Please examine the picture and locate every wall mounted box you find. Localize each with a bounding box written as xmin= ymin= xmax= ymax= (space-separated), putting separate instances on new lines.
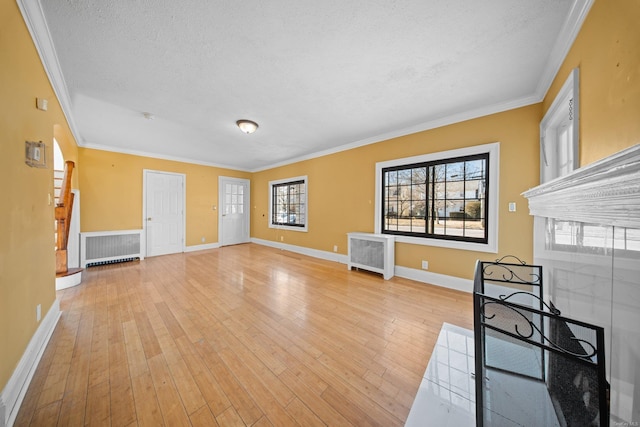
xmin=25 ymin=140 xmax=46 ymax=168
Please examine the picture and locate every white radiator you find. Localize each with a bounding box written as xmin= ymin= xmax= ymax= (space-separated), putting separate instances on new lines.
xmin=347 ymin=232 xmax=395 ymax=280
xmin=80 ymin=229 xmax=144 ymax=267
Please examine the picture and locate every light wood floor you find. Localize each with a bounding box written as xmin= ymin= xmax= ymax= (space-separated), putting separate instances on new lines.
xmin=16 ymin=243 xmax=473 ymax=426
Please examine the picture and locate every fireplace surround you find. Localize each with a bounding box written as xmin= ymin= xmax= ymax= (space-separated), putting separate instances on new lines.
xmin=523 ymin=144 xmax=640 ymax=424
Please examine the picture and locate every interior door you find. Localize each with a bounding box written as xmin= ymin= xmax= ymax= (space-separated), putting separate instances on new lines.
xmin=219 ymin=177 xmax=250 ymax=246
xmin=145 ymin=170 xmax=185 ymax=257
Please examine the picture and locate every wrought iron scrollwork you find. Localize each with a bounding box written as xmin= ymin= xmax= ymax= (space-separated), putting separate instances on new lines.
xmin=480 ymin=297 xmax=597 ymax=361
xmin=482 ymin=258 xmax=541 ymax=284
xmin=498 ymin=291 xmax=561 ymax=315
xmin=494 ymin=255 xmax=527 ymax=265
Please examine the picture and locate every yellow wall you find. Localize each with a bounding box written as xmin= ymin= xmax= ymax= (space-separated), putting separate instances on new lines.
xmin=78 ymin=148 xmax=250 ymax=246
xmin=252 ymin=0 xmax=640 ymax=281
xmin=544 ymin=0 xmax=640 ymax=165
xmin=0 ymin=0 xmax=77 ymax=389
xmin=252 ymin=104 xmax=541 ymax=279
xmin=3 ymin=0 xmax=638 ymax=398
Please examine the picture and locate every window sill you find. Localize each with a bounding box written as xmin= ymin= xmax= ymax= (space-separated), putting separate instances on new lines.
xmin=268 ymin=224 xmax=308 ymax=232
xmin=394 ymin=234 xmax=498 ymax=253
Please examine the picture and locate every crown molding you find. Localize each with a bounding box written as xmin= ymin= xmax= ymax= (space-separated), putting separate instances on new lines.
xmin=523 ymin=144 xmax=640 ymax=229
xmin=253 ymin=93 xmax=539 ymax=172
xmin=81 ymin=142 xmax=249 ymax=171
xmin=535 ymin=0 xmax=595 ymax=100
xmin=18 ymin=0 xmax=594 ymax=173
xmin=17 ymin=0 xmax=83 ymax=145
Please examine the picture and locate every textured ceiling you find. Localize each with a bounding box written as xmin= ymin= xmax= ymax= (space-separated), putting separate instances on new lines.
xmin=37 ymin=0 xmax=582 ymax=171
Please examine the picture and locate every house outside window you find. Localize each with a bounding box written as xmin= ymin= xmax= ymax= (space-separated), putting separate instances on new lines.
xmin=383 ymin=153 xmax=488 ymax=242
xmin=269 ymin=176 xmax=308 ymax=231
xmin=375 ymin=143 xmax=499 ymax=253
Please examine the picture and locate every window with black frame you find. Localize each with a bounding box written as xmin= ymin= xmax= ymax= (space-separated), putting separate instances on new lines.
xmin=270 ymin=178 xmax=306 ymax=228
xmin=382 ymin=153 xmax=488 ymax=243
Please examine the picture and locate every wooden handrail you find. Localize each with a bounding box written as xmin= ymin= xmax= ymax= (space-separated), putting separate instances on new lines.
xmin=55 ymin=160 xmax=75 ymax=274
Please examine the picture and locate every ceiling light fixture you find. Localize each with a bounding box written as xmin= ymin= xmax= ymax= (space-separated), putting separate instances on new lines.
xmin=236 ymin=119 xmax=259 ymax=134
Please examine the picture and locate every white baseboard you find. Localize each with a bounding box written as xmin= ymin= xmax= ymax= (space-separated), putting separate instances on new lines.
xmin=55 ymin=270 xmax=82 ymax=291
xmin=0 ymin=299 xmax=61 ymax=427
xmin=251 ymin=238 xmax=472 ymax=293
xmin=251 ymin=238 xmax=348 ymax=264
xmin=184 ymin=242 xmax=221 ymax=253
xmin=394 ymin=266 xmax=473 ymax=293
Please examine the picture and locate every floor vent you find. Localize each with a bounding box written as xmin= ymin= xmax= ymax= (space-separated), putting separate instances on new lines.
xmin=347 ymin=232 xmax=395 ymax=279
xmin=81 ymin=230 xmax=144 ymax=268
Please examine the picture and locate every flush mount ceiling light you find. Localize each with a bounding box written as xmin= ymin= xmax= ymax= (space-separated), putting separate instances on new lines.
xmin=236 ymin=119 xmax=259 ymax=134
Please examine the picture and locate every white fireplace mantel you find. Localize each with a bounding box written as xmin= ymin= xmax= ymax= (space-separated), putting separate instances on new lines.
xmin=522 ymin=144 xmax=640 ymax=229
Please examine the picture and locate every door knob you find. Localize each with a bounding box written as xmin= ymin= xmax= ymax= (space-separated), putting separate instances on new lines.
xmin=147 ymin=217 xmax=152 ymax=221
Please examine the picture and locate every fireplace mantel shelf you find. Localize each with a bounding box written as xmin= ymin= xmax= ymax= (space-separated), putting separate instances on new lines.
xmin=522 ymin=144 xmax=640 ymax=229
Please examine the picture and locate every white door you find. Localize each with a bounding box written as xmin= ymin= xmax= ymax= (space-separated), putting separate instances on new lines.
xmin=145 ymin=170 xmax=185 ymax=257
xmin=219 ymin=177 xmax=250 ymax=246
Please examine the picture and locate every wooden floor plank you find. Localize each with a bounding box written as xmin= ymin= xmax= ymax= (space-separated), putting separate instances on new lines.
xmin=107 ymin=303 xmax=137 ymax=427
xmin=84 ymin=379 xmax=111 ymax=426
xmin=57 ymin=306 xmax=96 ymax=426
xmin=189 ymin=404 xmax=220 ymax=427
xmin=130 ymin=370 xmax=164 ymax=427
xmin=147 ymin=354 xmax=191 ymax=427
xmin=15 ymin=243 xmax=473 ymax=426
xmin=29 ymin=401 xmax=61 ymax=427
xmin=285 ymin=397 xmax=325 ymax=427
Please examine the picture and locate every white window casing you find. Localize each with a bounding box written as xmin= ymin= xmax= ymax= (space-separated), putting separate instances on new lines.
xmin=375 ymin=142 xmax=499 ymax=253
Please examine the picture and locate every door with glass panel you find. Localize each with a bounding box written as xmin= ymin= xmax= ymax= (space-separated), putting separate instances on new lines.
xmin=219 ymin=177 xmax=250 ymax=246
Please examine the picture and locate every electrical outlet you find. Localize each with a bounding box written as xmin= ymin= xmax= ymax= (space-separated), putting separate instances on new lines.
xmin=508 ymin=202 xmax=516 ymax=212
xmin=280 ymin=236 xmax=284 ymax=242
xmin=201 ymin=236 xmax=205 ymax=243
xmin=333 ymin=245 xmax=338 ymax=252
xmin=421 ymin=260 xmax=429 ymax=270
xmin=36 ymin=304 xmax=42 ymax=322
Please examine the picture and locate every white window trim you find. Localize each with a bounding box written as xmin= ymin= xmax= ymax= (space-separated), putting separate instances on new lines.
xmin=375 ymin=142 xmax=499 ymax=253
xmin=268 ymin=175 xmax=309 ymax=232
xmin=540 ymin=67 xmax=579 ymax=183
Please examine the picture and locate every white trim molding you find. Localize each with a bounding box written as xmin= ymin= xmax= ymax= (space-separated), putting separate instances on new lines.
xmin=184 ymin=242 xmax=221 ymax=252
xmin=394 ymin=266 xmax=473 ymax=293
xmin=535 ymin=0 xmax=594 ymax=99
xmin=0 ymin=299 xmax=61 ymax=427
xmin=251 ymin=238 xmax=347 ymax=264
xmin=374 ymin=142 xmax=500 ymax=253
xmin=268 ymin=176 xmax=308 ymax=232
xmin=16 ymin=0 xmax=83 ymax=145
xmin=523 ymin=144 xmax=640 ymax=229
xmin=540 ymin=67 xmax=580 ymax=183
xmin=251 ymin=238 xmax=473 ymax=293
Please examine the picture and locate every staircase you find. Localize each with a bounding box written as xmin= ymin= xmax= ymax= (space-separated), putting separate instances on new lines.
xmin=55 ymin=161 xmax=82 ymax=288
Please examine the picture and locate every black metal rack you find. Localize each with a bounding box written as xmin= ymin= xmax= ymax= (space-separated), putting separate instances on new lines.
xmin=473 ymin=257 xmax=608 ymax=426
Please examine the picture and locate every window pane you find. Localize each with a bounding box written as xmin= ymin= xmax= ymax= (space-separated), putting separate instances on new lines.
xmin=446 ymin=162 xmax=464 ymax=181
xmin=387 ymin=170 xmax=397 ymax=185
xmin=466 ymin=159 xmax=485 ymax=180
xmin=398 ymin=169 xmax=412 ymax=185
xmin=411 ymin=217 xmax=426 ymax=233
xmin=271 ymin=180 xmax=306 ymax=227
xmin=382 ymin=153 xmax=488 ymax=243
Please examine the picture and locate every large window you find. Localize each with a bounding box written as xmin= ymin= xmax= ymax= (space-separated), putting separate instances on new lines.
xmin=269 ymin=176 xmax=308 ymax=231
xmin=376 ymin=143 xmax=499 ymax=252
xmin=383 ymin=154 xmax=488 ymax=242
